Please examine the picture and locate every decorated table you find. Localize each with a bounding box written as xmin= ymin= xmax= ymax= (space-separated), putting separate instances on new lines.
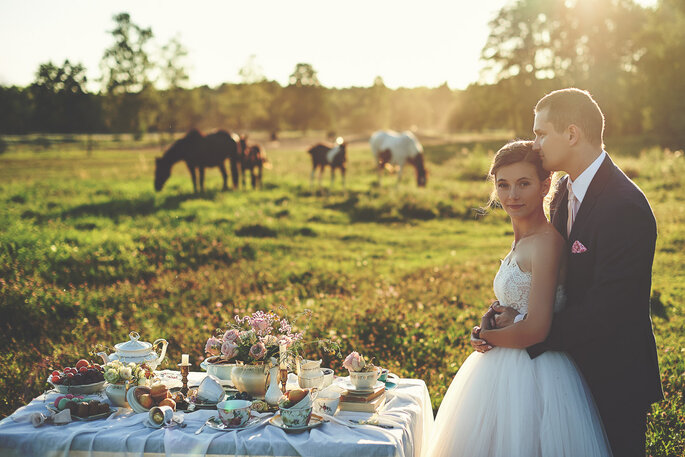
xmin=0 ymin=371 xmax=434 ymax=457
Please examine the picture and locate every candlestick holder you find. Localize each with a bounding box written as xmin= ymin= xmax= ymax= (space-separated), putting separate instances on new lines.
xmin=279 ymin=367 xmax=288 ymax=393
xmin=177 ymin=363 xmax=191 ymax=395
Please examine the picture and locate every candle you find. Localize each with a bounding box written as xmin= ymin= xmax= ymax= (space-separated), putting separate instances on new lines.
xmin=279 ymin=344 xmax=287 ymax=369
xmin=181 ymin=354 xmax=189 ymax=365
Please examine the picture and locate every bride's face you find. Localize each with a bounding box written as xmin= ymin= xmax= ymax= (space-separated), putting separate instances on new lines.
xmin=495 ymin=162 xmax=550 ymax=219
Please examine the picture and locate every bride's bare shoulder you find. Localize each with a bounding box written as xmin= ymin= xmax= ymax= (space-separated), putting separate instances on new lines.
xmin=532 ymin=226 xmax=564 ymax=253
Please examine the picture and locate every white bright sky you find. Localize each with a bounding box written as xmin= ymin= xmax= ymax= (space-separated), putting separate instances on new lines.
xmin=0 ymin=0 xmax=657 ymax=91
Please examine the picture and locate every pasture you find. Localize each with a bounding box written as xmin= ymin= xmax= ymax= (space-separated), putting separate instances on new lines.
xmin=0 ymin=133 xmax=683 ymax=456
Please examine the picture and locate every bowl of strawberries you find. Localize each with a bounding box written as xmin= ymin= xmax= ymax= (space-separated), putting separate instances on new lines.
xmin=48 ymin=359 xmax=106 ymax=394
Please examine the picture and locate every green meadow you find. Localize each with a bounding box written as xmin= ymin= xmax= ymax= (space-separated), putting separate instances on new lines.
xmin=0 ymin=134 xmax=682 ymax=456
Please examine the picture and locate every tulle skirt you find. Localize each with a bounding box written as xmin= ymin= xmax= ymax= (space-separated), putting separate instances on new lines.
xmin=428 ymin=347 xmax=612 ymax=457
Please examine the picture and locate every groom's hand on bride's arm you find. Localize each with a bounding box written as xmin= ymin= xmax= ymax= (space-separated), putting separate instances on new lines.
xmin=491 ymin=304 xmax=521 ymax=328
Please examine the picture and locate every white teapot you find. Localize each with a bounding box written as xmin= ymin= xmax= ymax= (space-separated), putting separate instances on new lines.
xmin=98 ymin=331 xmax=168 ymax=371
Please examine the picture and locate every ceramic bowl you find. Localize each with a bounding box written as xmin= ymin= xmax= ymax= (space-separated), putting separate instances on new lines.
xmin=280 ymin=406 xmax=312 ymax=427
xmin=321 ymin=368 xmax=334 ymax=388
xmin=200 ymin=357 xmax=236 ymax=384
xmin=197 ymin=375 xmax=225 ymax=404
xmin=349 ymin=370 xmax=379 ymax=390
xmin=216 ymin=399 xmax=252 ymax=427
xmin=48 ymin=378 xmax=106 ymax=395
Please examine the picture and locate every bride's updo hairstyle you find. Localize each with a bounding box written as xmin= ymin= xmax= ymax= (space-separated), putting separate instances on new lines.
xmin=484 ymin=140 xmax=551 ymax=210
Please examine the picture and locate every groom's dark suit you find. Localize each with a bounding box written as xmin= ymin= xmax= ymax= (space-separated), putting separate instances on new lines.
xmin=528 ymin=154 xmax=663 ymax=455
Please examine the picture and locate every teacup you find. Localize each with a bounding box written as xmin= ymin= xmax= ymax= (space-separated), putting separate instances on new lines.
xmin=197 ymin=375 xmax=225 ymax=404
xmin=349 ymin=370 xmax=379 ymax=390
xmin=378 ymin=368 xmax=389 ymax=383
xmin=313 ymin=390 xmax=340 ymax=416
xmin=217 ymin=399 xmax=252 ymax=427
xmin=280 ymin=406 xmax=312 ymax=427
xmin=149 ymin=405 xmax=174 ymax=426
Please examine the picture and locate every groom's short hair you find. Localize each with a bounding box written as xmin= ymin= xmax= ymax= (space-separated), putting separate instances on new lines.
xmin=535 ymin=88 xmax=604 ymax=148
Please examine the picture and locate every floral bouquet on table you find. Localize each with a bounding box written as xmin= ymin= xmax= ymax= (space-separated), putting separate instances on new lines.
xmin=205 ymin=310 xmax=304 ymax=366
xmin=102 ymin=360 xmax=154 ymax=386
xmin=343 ymin=351 xmax=379 ymax=390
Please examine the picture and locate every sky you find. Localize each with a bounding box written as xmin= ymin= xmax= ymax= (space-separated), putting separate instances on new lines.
xmin=0 ymin=0 xmax=657 ymax=91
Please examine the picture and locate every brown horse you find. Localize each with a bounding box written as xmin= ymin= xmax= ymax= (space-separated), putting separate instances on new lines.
xmin=307 ymin=138 xmax=347 ymax=187
xmin=154 ymin=129 xmax=241 ymax=192
xmin=238 ymin=135 xmax=268 ymax=189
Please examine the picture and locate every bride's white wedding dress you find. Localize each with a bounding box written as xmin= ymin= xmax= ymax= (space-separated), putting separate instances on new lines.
xmin=429 ymin=252 xmax=612 ymax=457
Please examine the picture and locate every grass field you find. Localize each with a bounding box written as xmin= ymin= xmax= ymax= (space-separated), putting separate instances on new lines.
xmin=1 ymin=133 xmax=683 ymax=455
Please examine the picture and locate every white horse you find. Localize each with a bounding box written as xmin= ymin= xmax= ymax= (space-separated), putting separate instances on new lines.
xmin=370 ymin=130 xmax=427 ymax=187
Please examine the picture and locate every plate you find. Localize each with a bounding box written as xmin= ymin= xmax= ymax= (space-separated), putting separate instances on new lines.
xmin=143 ymin=414 xmax=185 ymax=429
xmin=46 ymin=404 xmax=115 ymax=421
xmin=47 ymin=378 xmax=106 ymax=395
xmin=205 ymin=415 xmax=262 ymax=432
xmin=269 ymin=414 xmax=323 ymax=432
xmin=126 ymin=385 xmax=151 ymax=414
xmin=338 ymin=379 xmax=386 ymax=393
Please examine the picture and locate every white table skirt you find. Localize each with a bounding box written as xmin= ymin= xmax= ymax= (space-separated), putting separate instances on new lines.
xmin=0 ymin=371 xmax=434 ymax=457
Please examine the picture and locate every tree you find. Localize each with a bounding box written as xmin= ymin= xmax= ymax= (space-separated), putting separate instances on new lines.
xmin=636 ymin=0 xmax=685 ymax=146
xmin=100 ymin=12 xmax=156 ymax=135
xmin=479 ymin=0 xmax=646 ymax=136
xmin=156 ymin=35 xmax=190 ymax=135
xmin=29 ymin=60 xmax=96 ymax=133
xmin=238 ymin=55 xmax=266 ymax=84
xmin=288 ymin=63 xmax=321 ymax=87
xmin=283 ymin=63 xmax=329 ymax=131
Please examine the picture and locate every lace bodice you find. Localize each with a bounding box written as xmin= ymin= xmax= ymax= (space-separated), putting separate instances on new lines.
xmin=493 ymin=251 xmax=566 ymax=315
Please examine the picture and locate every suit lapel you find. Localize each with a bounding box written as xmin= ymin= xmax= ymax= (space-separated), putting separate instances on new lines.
xmin=550 ymin=175 xmax=569 ymax=240
xmin=568 ymin=155 xmax=614 ymax=240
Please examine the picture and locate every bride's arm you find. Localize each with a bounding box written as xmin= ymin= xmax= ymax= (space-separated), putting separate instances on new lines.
xmin=479 ymin=233 xmax=563 ymax=349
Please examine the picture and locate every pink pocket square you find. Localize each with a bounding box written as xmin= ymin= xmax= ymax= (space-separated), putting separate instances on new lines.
xmin=571 ymin=240 xmax=588 ymax=254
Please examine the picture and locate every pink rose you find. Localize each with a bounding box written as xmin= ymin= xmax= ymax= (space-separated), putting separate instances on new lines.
xmin=249 ymin=342 xmax=267 ymax=360
xmin=223 ymin=329 xmax=240 ymax=343
xmin=343 ymin=351 xmax=366 ymax=372
xmin=205 ymin=337 xmax=222 ymax=356
xmin=251 ymin=318 xmax=269 ymax=334
xmin=221 ymin=341 xmax=239 ymax=359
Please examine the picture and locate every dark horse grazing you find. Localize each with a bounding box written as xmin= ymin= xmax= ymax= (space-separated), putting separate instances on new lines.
xmin=307 ymin=138 xmax=347 ymax=187
xmin=238 ymin=135 xmax=268 ymax=189
xmin=154 ymin=129 xmax=241 ymax=192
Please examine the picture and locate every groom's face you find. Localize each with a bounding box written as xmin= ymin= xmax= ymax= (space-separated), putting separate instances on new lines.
xmin=533 ymin=108 xmax=569 ymax=172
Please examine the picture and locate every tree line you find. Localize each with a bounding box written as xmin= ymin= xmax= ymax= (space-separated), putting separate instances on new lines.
xmin=1 ymin=1 xmax=683 ymax=148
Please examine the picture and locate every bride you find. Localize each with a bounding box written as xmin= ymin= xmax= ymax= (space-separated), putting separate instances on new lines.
xmin=428 ymin=141 xmax=611 ymax=457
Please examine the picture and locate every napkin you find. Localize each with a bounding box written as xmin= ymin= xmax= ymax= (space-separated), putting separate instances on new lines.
xmin=21 ymin=409 xmax=72 ymax=427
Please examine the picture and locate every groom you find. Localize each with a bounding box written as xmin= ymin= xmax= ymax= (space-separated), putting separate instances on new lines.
xmin=473 ymin=88 xmax=663 ymax=456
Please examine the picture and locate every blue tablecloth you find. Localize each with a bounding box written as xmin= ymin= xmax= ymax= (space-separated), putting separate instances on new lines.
xmin=0 ymin=372 xmax=433 ymax=457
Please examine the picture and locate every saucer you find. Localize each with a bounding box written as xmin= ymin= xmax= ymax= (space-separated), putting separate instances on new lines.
xmin=143 ymin=414 xmax=185 ymax=429
xmin=269 ymin=414 xmax=323 ymax=432
xmin=206 ymin=415 xmax=262 ymax=431
xmin=338 ymin=379 xmax=385 ymax=393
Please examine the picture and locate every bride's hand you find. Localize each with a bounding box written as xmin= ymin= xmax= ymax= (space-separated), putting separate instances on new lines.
xmin=470 ymin=326 xmax=493 ymax=353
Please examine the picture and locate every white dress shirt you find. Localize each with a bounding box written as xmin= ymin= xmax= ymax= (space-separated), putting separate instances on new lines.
xmin=567 ymin=150 xmax=607 ymax=221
